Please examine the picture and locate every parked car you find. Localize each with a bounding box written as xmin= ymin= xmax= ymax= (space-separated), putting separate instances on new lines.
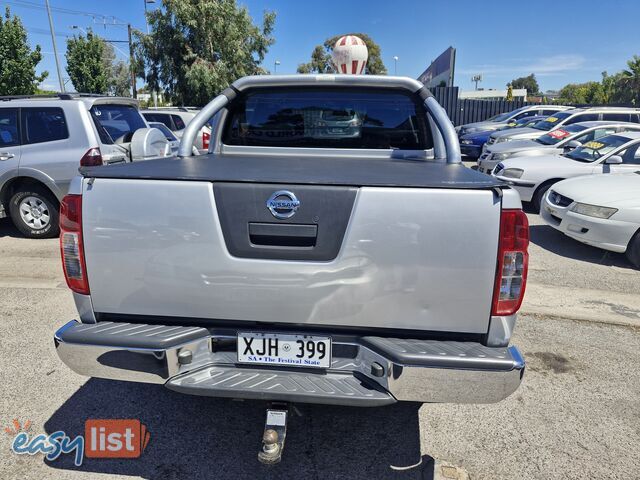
xmin=484 ymin=107 xmax=640 ymax=148
xmin=148 ymin=121 xmax=179 ymax=155
xmin=478 ymin=121 xmax=640 ymax=173
xmin=141 ymin=107 xmax=211 ymax=154
xmin=54 ymin=75 xmax=528 ymax=462
xmin=541 ymin=174 xmax=640 ymax=267
xmin=456 ymin=105 xmax=570 ymax=137
xmin=0 ymin=94 xmax=167 ymax=238
xmin=460 ymin=115 xmax=546 ymax=158
xmin=493 ymin=131 xmax=640 ymax=211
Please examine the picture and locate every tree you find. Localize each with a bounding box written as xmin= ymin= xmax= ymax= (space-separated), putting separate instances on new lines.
xmin=136 ymin=0 xmax=276 ymax=106
xmin=510 ymin=74 xmax=540 ymax=96
xmin=0 ymin=7 xmax=48 ymax=95
xmin=619 ymin=55 xmax=640 ymax=105
xmin=297 ymin=33 xmax=387 ymax=75
xmin=506 ymin=83 xmax=514 ymax=101
xmin=66 ymin=32 xmax=110 ymax=93
xmin=557 ymin=81 xmax=606 ymax=104
xmin=102 ymin=42 xmax=131 ymax=96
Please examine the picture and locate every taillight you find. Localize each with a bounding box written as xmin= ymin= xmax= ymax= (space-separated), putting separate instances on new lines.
xmin=80 ymin=147 xmax=103 ymax=167
xmin=60 ymin=194 xmax=89 ymax=294
xmin=202 ymin=131 xmax=210 ymax=150
xmin=491 ymin=209 xmax=529 ymax=316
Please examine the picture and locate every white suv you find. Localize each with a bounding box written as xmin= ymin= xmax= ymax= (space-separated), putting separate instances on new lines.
xmin=0 ymin=94 xmax=160 ymax=238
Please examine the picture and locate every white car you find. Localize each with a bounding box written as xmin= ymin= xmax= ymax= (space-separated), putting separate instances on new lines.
xmin=484 ymin=106 xmax=640 ymax=150
xmin=540 ymin=173 xmax=640 ymax=267
xmin=477 ymin=121 xmax=640 ymax=174
xmin=493 ymin=131 xmax=640 ymax=211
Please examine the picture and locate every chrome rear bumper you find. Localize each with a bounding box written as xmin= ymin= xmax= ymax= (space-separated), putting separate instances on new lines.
xmin=54 ymin=320 xmax=525 ymax=407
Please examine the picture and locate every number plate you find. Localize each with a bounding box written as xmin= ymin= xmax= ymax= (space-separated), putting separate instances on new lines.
xmin=237 ymin=332 xmax=331 ymax=369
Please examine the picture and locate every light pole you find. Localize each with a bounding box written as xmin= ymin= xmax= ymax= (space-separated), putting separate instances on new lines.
xmin=393 ymin=56 xmax=398 ymax=75
xmin=274 ymin=60 xmax=281 ymax=74
xmin=45 ymin=0 xmax=65 ymax=92
xmin=143 ymin=0 xmax=155 ymax=35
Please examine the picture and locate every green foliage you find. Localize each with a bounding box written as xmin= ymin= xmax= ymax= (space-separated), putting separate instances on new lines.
xmin=102 ymin=42 xmax=131 ymax=96
xmin=509 ymin=74 xmax=540 ymax=96
xmin=66 ymin=32 xmax=110 ymax=93
xmin=619 ymin=55 xmax=640 ymax=105
xmin=297 ymin=33 xmax=387 ymax=75
xmin=135 ymin=0 xmax=276 ymax=106
xmin=506 ymin=83 xmax=514 ymax=101
xmin=0 ymin=7 xmax=48 ymax=95
xmin=558 ymin=81 xmax=606 ymax=104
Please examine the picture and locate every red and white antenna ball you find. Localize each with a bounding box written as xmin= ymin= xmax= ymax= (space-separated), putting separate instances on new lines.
xmin=332 ymin=35 xmax=368 ymax=75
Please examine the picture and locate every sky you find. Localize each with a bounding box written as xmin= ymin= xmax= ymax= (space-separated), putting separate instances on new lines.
xmin=6 ymin=0 xmax=640 ymax=93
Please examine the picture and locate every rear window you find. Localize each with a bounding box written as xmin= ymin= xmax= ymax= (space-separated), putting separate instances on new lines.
xmin=222 ymin=88 xmax=432 ymax=150
xmin=91 ymin=104 xmax=146 ymax=144
xmin=22 ymin=107 xmax=68 ymax=144
xmin=143 ymin=112 xmax=172 ymax=129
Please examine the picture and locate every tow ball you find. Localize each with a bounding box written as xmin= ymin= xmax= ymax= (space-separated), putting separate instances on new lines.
xmin=258 ymin=403 xmax=289 ymax=465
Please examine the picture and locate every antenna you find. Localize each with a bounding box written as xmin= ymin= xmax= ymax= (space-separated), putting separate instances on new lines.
xmin=471 ymin=74 xmax=483 ymax=90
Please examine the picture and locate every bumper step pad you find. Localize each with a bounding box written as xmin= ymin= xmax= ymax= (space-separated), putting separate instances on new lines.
xmin=166 ymin=366 xmax=395 ymax=407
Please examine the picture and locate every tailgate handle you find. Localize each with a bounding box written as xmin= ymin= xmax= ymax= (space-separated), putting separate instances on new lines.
xmin=249 ymin=223 xmax=317 ymax=248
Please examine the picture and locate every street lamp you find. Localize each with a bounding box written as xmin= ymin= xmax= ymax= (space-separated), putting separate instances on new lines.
xmin=143 ymin=0 xmax=156 ymax=35
xmin=274 ymin=60 xmax=281 ymax=74
xmin=393 ymin=56 xmax=398 ymax=75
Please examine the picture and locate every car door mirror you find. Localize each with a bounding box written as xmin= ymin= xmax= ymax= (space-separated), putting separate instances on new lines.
xmin=605 ymin=155 xmax=623 ymax=164
xmin=563 ymin=140 xmax=581 ymax=151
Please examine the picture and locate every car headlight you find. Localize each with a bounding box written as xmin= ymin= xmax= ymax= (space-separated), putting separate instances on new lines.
xmin=570 ymin=203 xmax=618 ymax=219
xmin=460 ymin=139 xmax=473 ymax=145
xmin=501 ymin=168 xmax=524 ymax=179
xmin=492 ymin=152 xmax=511 ymax=161
xmin=495 ymin=137 xmax=512 ymax=144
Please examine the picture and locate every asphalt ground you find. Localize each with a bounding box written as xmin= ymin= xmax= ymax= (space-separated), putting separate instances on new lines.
xmin=1 ymin=201 xmax=639 ymax=479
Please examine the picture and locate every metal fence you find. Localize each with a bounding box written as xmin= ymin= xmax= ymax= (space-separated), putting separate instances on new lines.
xmin=430 ymin=86 xmax=531 ymax=126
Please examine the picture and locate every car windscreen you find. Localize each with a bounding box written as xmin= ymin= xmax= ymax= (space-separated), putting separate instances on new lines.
xmin=90 ymin=104 xmax=147 ymax=144
xmin=564 ymin=135 xmax=629 ymax=162
xmin=150 ymin=122 xmax=177 ymax=141
xmin=222 ymin=88 xmax=432 ymax=150
xmin=533 ymin=111 xmax=574 ymax=131
xmin=535 ymin=124 xmax=586 ymax=145
xmin=490 ymin=111 xmax=516 ymax=122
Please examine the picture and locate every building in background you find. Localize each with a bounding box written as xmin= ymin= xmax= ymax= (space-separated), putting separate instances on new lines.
xmin=418 ymin=46 xmax=456 ymax=88
xmin=459 ymin=88 xmax=527 ymax=101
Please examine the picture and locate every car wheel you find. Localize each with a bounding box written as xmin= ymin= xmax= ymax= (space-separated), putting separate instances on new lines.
xmin=531 ymin=182 xmax=555 ymax=214
xmin=8 ymin=187 xmax=60 ymax=239
xmin=626 ymin=230 xmax=640 ymax=268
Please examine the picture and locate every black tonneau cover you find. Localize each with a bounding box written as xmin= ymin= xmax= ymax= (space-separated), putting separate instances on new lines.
xmin=81 ymin=153 xmax=505 ymax=189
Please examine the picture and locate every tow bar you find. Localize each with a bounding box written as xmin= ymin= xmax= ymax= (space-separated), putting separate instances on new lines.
xmin=258 ymin=403 xmax=289 ymax=465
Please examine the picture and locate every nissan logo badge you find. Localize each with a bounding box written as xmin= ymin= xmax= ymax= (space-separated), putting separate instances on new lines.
xmin=266 ymin=190 xmax=300 ymax=219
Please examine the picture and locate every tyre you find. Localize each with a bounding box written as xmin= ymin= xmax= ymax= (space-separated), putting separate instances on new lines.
xmin=8 ymin=186 xmax=60 ymax=239
xmin=626 ymin=230 xmax=640 ymax=268
xmin=531 ymin=182 xmax=556 ymax=214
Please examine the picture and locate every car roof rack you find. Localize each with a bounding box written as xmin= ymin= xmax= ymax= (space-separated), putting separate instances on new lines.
xmin=0 ymin=93 xmax=121 ymax=101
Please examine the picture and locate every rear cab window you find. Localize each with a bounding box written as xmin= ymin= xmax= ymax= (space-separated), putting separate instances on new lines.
xmin=91 ymin=104 xmax=147 ymax=144
xmin=22 ymin=107 xmax=68 ymax=144
xmin=0 ymin=108 xmax=19 ymax=147
xmin=222 ymin=88 xmax=432 ymax=150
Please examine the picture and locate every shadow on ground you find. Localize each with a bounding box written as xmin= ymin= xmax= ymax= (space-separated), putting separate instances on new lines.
xmin=44 ymin=379 xmax=431 ymax=479
xmin=529 ymin=224 xmax=633 ymax=269
xmin=0 ymin=218 xmax=22 ymax=238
